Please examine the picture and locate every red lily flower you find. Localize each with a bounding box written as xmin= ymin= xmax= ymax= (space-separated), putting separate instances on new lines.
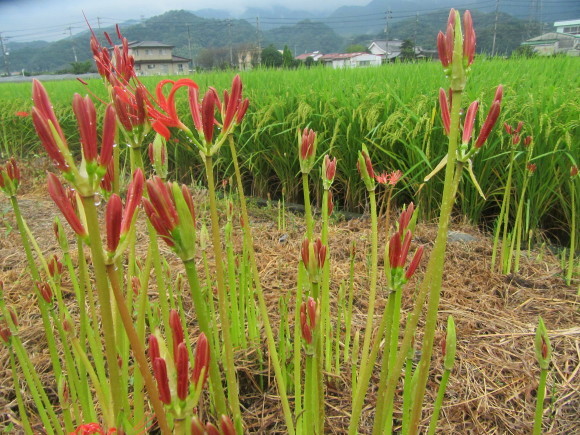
xmin=462 ymin=100 xmax=479 ymax=144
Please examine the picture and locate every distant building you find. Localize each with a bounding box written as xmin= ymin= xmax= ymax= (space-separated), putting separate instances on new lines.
xmin=320 ymin=52 xmax=382 ymax=69
xmin=554 ymin=19 xmax=580 ymax=35
xmin=522 ymin=19 xmax=580 ymax=56
xmin=295 ymin=51 xmax=324 ymax=62
xmin=127 ymin=41 xmax=191 ymax=75
xmin=368 ymin=40 xmax=434 ymax=61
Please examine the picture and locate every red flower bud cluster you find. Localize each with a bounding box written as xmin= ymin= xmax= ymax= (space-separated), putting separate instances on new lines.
xmin=0 ymin=158 xmax=21 ymax=196
xmin=437 ymin=9 xmax=475 ymax=69
xmin=300 ymin=297 xmax=319 ymax=344
xmin=388 ymin=203 xmax=424 ymax=282
xmin=191 ymin=415 xmax=235 ymax=435
xmin=301 ymin=238 xmax=327 ymax=281
xmin=300 ymin=128 xmax=316 ymax=161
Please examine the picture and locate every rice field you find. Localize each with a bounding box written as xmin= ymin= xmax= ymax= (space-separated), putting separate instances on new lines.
xmin=1 ymin=56 xmax=579 ymax=244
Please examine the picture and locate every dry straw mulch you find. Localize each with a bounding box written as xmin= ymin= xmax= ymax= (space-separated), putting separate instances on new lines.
xmin=0 ymin=177 xmax=578 ymax=434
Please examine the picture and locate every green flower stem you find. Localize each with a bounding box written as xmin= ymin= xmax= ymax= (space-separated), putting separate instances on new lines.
xmin=348 ymin=187 xmax=379 ymax=434
xmin=401 ymin=337 xmax=415 ymax=435
xmin=105 ymin=264 xmax=171 ymax=434
xmin=321 ymin=189 xmax=332 ymax=374
xmin=294 ymin=267 xmax=306 ymax=433
xmin=203 ymin=153 xmax=244 ymax=433
xmin=183 ymin=258 xmax=228 ymax=417
xmin=70 ymin=336 xmax=114 ymax=428
xmin=533 ymin=368 xmax=548 ymax=435
xmin=202 ymin=249 xmax=221 ymax=354
xmin=343 ymin=245 xmax=356 ymax=363
xmin=372 ymin=284 xmax=404 ymax=434
xmin=10 ymin=349 xmax=34 ymax=435
xmin=567 ymin=178 xmax=576 ymax=286
xmin=406 ymin=88 xmax=465 ymax=433
xmin=80 ymin=195 xmax=123 ymax=422
xmin=10 ymin=196 xmax=63 ymax=382
xmin=349 ymin=285 xmax=395 ymax=435
xmin=302 ymin=172 xmax=314 ymax=240
xmin=427 ymin=369 xmax=451 ymax=435
xmin=508 ymin=173 xmax=530 ymax=274
xmin=227 ymin=135 xmax=295 ymax=434
xmin=491 ymin=146 xmax=515 ymax=272
xmin=225 ymin=221 xmax=241 ymax=346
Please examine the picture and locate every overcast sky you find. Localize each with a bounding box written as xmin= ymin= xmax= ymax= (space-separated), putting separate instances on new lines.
xmin=0 ymin=0 xmax=370 ymax=42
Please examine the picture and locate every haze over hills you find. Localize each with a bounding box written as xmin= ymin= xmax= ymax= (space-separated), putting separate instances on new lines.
xmin=2 ymin=0 xmax=576 ymax=73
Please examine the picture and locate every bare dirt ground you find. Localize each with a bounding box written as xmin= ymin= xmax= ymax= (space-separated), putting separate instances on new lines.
xmin=0 ymin=172 xmax=578 ymax=434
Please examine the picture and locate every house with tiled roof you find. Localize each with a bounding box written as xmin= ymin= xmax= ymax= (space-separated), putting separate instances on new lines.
xmin=295 ymin=51 xmax=324 ymax=62
xmin=320 ymin=52 xmax=382 ymax=69
xmin=127 ymin=41 xmax=191 ymax=75
xmin=521 ymin=19 xmax=580 ymax=56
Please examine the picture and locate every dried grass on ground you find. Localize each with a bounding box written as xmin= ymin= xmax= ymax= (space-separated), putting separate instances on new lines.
xmin=0 ymin=174 xmax=578 ymax=434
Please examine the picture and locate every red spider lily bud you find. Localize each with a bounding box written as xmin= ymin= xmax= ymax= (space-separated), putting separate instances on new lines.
xmin=37 ymin=281 xmax=53 ymax=304
xmin=113 ymin=92 xmax=132 ymax=131
xmin=439 ymin=88 xmax=451 ymax=135
xmin=148 ymin=334 xmax=160 ymax=363
xmin=504 ymin=123 xmax=513 ymax=135
xmin=145 ymin=177 xmax=179 ymax=234
xmin=223 ymin=75 xmax=242 ymax=130
xmin=527 ymin=163 xmax=537 ymax=174
xmin=72 ymin=94 xmax=99 ymax=163
xmin=181 ymin=185 xmax=196 ymax=226
xmin=298 ymin=128 xmax=316 ymax=165
xmin=0 ymin=158 xmax=21 ymax=196
xmin=571 ymin=166 xmax=579 ymax=178
xmin=362 ymin=150 xmax=374 ymax=179
xmin=462 ymin=100 xmax=479 ymax=144
xmin=47 ymin=173 xmax=87 ymax=237
xmin=388 ymin=233 xmax=402 ymax=269
xmin=176 ymin=342 xmax=189 ymax=400
xmin=534 ymin=317 xmax=551 ymax=370
xmin=301 ymin=238 xmax=310 ymax=266
xmin=32 ymin=111 xmax=69 ymax=173
xmin=301 ymin=238 xmax=327 ymax=280
xmin=443 ymin=316 xmax=457 ymax=370
xmin=105 ymin=194 xmax=123 ymax=253
xmin=515 ymin=120 xmax=523 ymax=134
xmin=192 ymin=332 xmax=210 ymax=388
xmin=6 ymin=158 xmax=21 ymax=183
xmin=135 ymin=85 xmax=148 ymax=126
xmin=201 ymin=89 xmax=217 ymax=143
xmin=153 ymin=358 xmax=171 ymax=404
xmin=523 ymin=136 xmax=533 ymax=147
xmin=151 ymin=120 xmax=171 ymax=140
xmin=47 ymin=254 xmax=64 ymax=278
xmin=405 ymin=245 xmax=424 ymax=279
xmin=398 ymin=230 xmax=412 ymax=267
xmin=327 ymin=190 xmax=334 ymax=215
xmin=512 ymin=134 xmax=521 ymax=146
xmin=0 ymin=323 xmax=11 ymax=344
xmin=437 ymin=31 xmax=451 ymax=68
xmin=463 ymin=11 xmax=475 ymax=67
xmin=170 ymin=309 xmax=184 ymax=360
xmin=300 ymin=297 xmax=319 ymax=344
xmin=314 ymin=238 xmax=326 ymax=269
xmin=205 ymin=423 xmax=220 ymax=435
xmin=236 ymin=98 xmax=249 ymax=124
xmin=220 ymin=415 xmax=236 ymax=435
xmin=100 ymin=161 xmax=114 ymax=195
xmin=131 ymin=276 xmax=141 ymax=296
xmin=120 ymin=169 xmax=144 ymax=235
xmin=99 ymin=105 xmax=116 ymax=169
xmin=188 ymin=86 xmax=203 ymax=132
xmin=398 ymin=202 xmax=415 ymax=233
xmin=191 ymin=417 xmax=205 ymax=435
xmin=8 ymin=307 xmax=17 ymax=329
xmin=322 ymin=155 xmax=337 ymax=187
xmin=474 ymin=100 xmax=501 ymax=148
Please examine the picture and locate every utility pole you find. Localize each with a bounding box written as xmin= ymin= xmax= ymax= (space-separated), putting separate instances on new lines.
xmin=0 ymin=33 xmax=9 ymax=76
xmin=97 ymin=17 xmax=102 ymax=29
xmin=414 ymin=13 xmax=418 ymax=49
xmin=491 ymin=0 xmax=500 ymax=56
xmin=187 ymin=24 xmax=193 ymax=71
xmin=66 ymin=26 xmax=78 ymax=62
xmin=256 ymin=16 xmax=262 ymax=66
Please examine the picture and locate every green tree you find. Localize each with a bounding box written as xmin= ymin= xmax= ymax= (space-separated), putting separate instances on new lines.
xmin=400 ymin=39 xmax=416 ymax=61
xmin=282 ymin=45 xmax=294 ymax=68
xmin=70 ymin=61 xmax=93 ymax=74
xmin=261 ymin=45 xmax=283 ymax=67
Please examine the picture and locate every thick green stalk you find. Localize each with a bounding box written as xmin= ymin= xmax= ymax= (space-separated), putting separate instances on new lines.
xmin=427 ymin=369 xmax=451 ymax=435
xmin=492 ymin=146 xmax=515 ymax=272
xmin=406 ymin=88 xmax=465 ymax=433
xmin=106 ymin=264 xmax=171 ymax=434
xmin=201 ymin=154 xmax=243 ymax=431
xmin=80 ymin=195 xmax=123 ymax=421
xmin=183 ymin=259 xmax=228 ymax=417
xmin=566 ymin=178 xmax=576 ymax=286
xmin=302 ymin=172 xmax=314 ymax=240
xmin=348 ymin=187 xmax=379 ymax=434
xmin=321 ymin=189 xmax=332 ymax=374
xmin=533 ymin=368 xmax=548 ymax=435
xmin=10 ymin=350 xmax=33 ymax=435
xmin=227 ymin=135 xmax=295 ymax=434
